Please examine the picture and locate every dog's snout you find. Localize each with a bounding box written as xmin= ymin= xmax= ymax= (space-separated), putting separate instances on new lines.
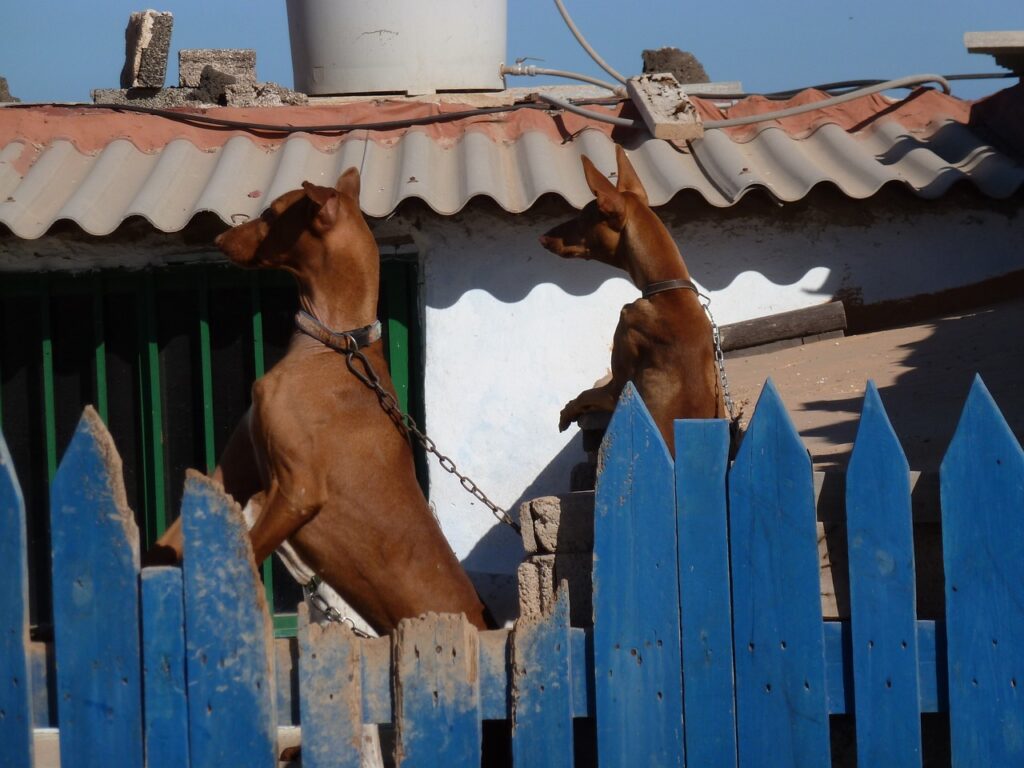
xmin=538 ymin=235 xmax=553 ymax=249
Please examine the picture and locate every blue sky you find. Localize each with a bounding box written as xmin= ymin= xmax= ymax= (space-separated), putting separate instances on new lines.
xmin=2 ymin=1 xmax=1021 ymax=103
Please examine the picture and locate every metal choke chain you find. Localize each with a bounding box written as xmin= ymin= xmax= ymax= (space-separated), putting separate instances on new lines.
xmin=697 ymin=292 xmax=736 ymax=421
xmin=304 ymin=577 xmax=373 ymax=638
xmin=342 ymin=341 xmax=521 ymax=533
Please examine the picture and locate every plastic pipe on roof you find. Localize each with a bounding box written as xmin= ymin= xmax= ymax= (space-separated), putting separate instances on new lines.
xmin=533 ymin=93 xmax=640 ymax=127
xmin=501 ymin=63 xmax=626 ymax=95
xmin=553 ymin=0 xmax=628 ymax=85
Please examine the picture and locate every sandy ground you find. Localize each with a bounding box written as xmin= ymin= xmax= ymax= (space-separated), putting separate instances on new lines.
xmin=726 ymin=297 xmax=1024 ymax=471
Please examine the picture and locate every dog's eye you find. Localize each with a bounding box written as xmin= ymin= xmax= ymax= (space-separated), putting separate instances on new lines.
xmin=260 ymin=208 xmax=276 ymax=224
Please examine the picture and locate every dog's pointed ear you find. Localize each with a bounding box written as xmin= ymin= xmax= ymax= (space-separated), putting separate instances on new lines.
xmin=336 ymin=167 xmax=361 ymax=199
xmin=581 ymin=155 xmax=625 ymax=227
xmin=302 ymin=181 xmax=341 ymax=231
xmin=614 ymin=145 xmax=648 ymax=204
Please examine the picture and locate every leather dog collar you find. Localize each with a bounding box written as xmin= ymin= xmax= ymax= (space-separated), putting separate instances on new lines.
xmin=295 ymin=310 xmax=382 ymax=353
xmin=642 ymin=278 xmax=699 ymax=299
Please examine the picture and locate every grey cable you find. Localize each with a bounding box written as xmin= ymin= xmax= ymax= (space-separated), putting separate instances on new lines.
xmin=534 ymin=93 xmax=639 ymax=127
xmin=501 ymin=63 xmax=625 ymax=95
xmin=553 ymin=0 xmax=628 ymax=85
xmin=704 ymin=74 xmax=952 ymax=129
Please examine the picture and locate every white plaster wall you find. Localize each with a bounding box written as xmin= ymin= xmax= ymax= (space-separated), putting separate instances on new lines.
xmin=401 ymin=200 xmax=1024 ymax=579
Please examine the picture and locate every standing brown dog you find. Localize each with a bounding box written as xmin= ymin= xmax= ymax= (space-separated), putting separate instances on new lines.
xmin=539 ymin=146 xmax=724 ymax=455
xmin=150 ymin=169 xmax=489 ymax=634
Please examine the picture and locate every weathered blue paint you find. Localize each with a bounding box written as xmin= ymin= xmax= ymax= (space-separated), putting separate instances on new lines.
xmin=142 ymin=567 xmax=189 ymax=768
xmin=941 ymin=375 xmax=1024 ymax=766
xmin=592 ymin=383 xmax=684 ymax=768
xmin=512 ymin=584 xmax=574 ymax=768
xmin=570 ymin=627 xmax=592 ymax=718
xmin=298 ymin=603 xmax=364 ymax=768
xmin=181 ymin=472 xmax=276 ymax=768
xmin=847 ymin=382 xmax=922 ymax=765
xmin=675 ymin=418 xmax=737 ymax=768
xmin=50 ymin=408 xmax=143 ymax=768
xmin=729 ymin=379 xmax=831 ymax=767
xmin=0 ymin=430 xmax=32 ymax=768
xmin=393 ymin=613 xmax=481 ymax=766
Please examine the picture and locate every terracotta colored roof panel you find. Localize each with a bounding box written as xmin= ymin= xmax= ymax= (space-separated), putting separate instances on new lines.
xmin=1 ymin=85 xmax=1022 ymax=239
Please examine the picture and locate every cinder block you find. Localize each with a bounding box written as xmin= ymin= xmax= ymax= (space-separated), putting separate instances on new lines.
xmin=179 ymin=49 xmax=256 ymax=88
xmin=120 ymin=10 xmax=173 ymax=88
xmin=517 ymin=553 xmax=593 ymax=627
xmin=518 ymin=492 xmax=595 ymax=554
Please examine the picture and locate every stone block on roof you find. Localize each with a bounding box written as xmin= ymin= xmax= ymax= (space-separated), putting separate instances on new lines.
xmin=179 ymin=49 xmax=256 ymax=88
xmin=120 ymin=10 xmax=173 ymax=89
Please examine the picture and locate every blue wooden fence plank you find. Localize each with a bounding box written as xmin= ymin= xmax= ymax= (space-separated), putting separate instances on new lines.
xmin=298 ymin=603 xmax=363 ymax=768
xmin=50 ymin=407 xmax=143 ymax=768
xmin=479 ymin=629 xmax=511 ymax=720
xmin=941 ymin=375 xmax=1024 ymax=766
xmin=728 ymin=379 xmax=831 ymax=767
xmin=846 ymin=382 xmax=922 ymax=766
xmin=142 ymin=567 xmax=189 ymax=768
xmin=675 ymin=418 xmax=737 ymax=768
xmin=0 ymin=430 xmax=33 ymax=768
xmin=512 ymin=582 xmax=574 ymax=768
xmin=393 ymin=613 xmax=481 ymax=766
xmin=181 ymin=471 xmax=276 ymax=768
xmin=592 ymin=383 xmax=684 ymax=768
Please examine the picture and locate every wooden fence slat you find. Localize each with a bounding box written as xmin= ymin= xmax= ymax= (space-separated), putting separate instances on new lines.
xmin=393 ymin=613 xmax=481 ymax=766
xmin=675 ymin=418 xmax=737 ymax=768
xmin=298 ymin=603 xmax=363 ymax=768
xmin=846 ymin=382 xmax=922 ymax=766
xmin=181 ymin=471 xmax=276 ymax=768
xmin=941 ymin=375 xmax=1024 ymax=766
xmin=592 ymin=383 xmax=684 ymax=768
xmin=49 ymin=407 xmax=143 ymax=768
xmin=728 ymin=379 xmax=831 ymax=767
xmin=142 ymin=567 xmax=189 ymax=768
xmin=511 ymin=582 xmax=574 ymax=768
xmin=0 ymin=430 xmax=33 ymax=768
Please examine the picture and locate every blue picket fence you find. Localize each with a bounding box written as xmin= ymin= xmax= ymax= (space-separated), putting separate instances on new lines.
xmin=2 ymin=375 xmax=1023 ymax=766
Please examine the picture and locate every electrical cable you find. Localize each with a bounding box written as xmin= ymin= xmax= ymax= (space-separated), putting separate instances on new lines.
xmin=703 ymin=74 xmax=951 ymax=129
xmin=552 ymin=0 xmax=627 ymax=85
xmin=532 ymin=93 xmax=638 ymax=127
xmin=29 ymin=100 xmax=554 ymax=135
xmin=710 ymin=72 xmax=1016 ymax=101
xmin=501 ymin=63 xmax=624 ymax=95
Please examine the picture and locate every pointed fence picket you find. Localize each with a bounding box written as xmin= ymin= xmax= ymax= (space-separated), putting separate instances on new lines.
xmin=0 ymin=376 xmax=1023 ymax=766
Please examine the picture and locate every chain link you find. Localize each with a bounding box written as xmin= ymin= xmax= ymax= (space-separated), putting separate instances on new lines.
xmin=304 ymin=578 xmax=373 ymax=637
xmin=696 ymin=294 xmax=737 ymax=421
xmin=342 ymin=339 xmax=522 ymax=533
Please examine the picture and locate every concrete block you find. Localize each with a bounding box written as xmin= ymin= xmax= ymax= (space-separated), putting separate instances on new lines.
xmin=224 ymin=81 xmax=309 ymax=108
xmin=179 ymin=49 xmax=256 ymax=88
xmin=120 ymin=10 xmax=173 ymax=89
xmin=517 ymin=553 xmax=593 ymax=627
xmin=0 ymin=76 xmax=18 ymax=103
xmin=518 ymin=492 xmax=595 ymax=554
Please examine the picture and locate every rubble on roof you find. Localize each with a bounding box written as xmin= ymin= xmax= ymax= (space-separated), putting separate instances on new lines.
xmin=120 ymin=10 xmax=174 ymax=89
xmin=0 ymin=76 xmax=18 ymax=103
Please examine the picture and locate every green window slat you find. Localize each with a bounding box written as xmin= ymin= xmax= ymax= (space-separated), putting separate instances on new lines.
xmin=198 ymin=267 xmax=216 ymax=474
xmin=384 ymin=262 xmax=412 ymax=414
xmin=41 ymin=279 xmax=57 ymax=483
xmin=137 ymin=274 xmax=167 ymax=546
xmin=92 ymin=276 xmax=109 ymax=424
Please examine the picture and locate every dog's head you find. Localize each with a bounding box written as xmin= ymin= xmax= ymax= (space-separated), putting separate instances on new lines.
xmin=215 ymin=168 xmax=372 ymax=272
xmin=538 ymin=145 xmax=649 ymax=270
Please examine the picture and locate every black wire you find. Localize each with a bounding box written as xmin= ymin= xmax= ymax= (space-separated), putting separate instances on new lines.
xmin=27 ymin=99 xmax=559 ymax=136
xmin=13 ymin=71 xmax=1016 ymax=135
xmin=705 ymin=72 xmax=1016 ymax=101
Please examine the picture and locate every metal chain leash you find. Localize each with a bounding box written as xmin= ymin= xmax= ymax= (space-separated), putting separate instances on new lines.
xmin=341 ymin=338 xmax=522 ymax=534
xmin=696 ymin=292 xmax=737 ymax=421
xmin=304 ymin=577 xmax=374 ymax=637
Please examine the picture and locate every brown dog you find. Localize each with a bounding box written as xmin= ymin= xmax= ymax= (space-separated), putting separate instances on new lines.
xmin=539 ymin=146 xmax=724 ymax=455
xmin=150 ymin=169 xmax=489 ymax=634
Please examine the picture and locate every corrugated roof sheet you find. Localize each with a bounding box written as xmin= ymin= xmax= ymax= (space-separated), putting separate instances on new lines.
xmin=1 ymin=84 xmax=1022 ymax=239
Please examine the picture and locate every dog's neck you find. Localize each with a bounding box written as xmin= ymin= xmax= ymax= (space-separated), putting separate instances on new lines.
xmin=295 ymin=250 xmax=380 ymax=334
xmin=620 ymin=204 xmax=691 ymax=289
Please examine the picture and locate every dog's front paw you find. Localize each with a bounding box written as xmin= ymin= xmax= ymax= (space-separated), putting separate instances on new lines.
xmin=559 ymin=402 xmax=582 ymax=432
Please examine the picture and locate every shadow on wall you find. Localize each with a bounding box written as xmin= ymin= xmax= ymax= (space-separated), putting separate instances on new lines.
xmin=398 ymin=184 xmax=1022 ymax=313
